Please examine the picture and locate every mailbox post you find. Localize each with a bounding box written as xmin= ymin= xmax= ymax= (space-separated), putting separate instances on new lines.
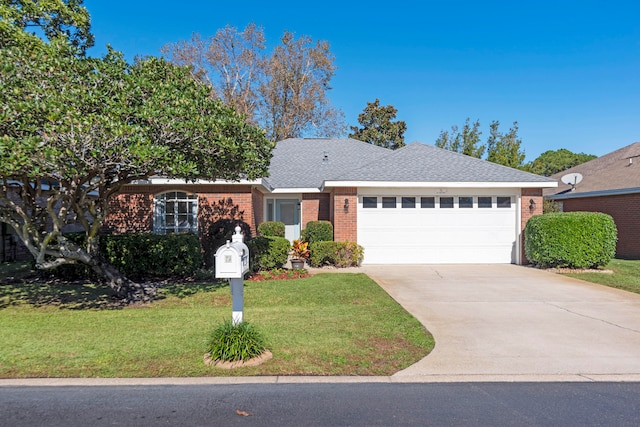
xmin=214 ymin=226 xmax=250 ymax=325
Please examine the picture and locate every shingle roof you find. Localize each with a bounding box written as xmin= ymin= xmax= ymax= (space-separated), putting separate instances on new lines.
xmin=545 ymin=142 xmax=640 ymax=198
xmin=262 ymin=138 xmax=390 ymax=190
xmin=331 ymin=142 xmax=554 ymax=183
xmin=263 ymin=138 xmax=554 ymax=190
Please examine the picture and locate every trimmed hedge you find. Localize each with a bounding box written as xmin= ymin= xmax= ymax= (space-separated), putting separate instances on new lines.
xmin=309 ymin=241 xmax=364 ymax=268
xmin=301 ymin=221 xmax=333 ymax=246
xmin=201 ymin=219 xmax=251 ymax=269
xmin=258 ymin=221 xmax=285 ymax=237
xmin=525 ymin=212 xmax=617 ymax=269
xmin=101 ymin=233 xmax=203 ymax=278
xmin=247 ymin=236 xmax=290 ymax=271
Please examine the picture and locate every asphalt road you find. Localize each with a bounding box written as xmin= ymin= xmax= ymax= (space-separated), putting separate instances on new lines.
xmin=2 ymin=382 xmax=639 ymax=426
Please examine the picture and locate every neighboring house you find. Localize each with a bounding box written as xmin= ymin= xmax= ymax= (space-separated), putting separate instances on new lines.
xmin=104 ymin=138 xmax=557 ymax=265
xmin=544 ymin=142 xmax=640 ymax=259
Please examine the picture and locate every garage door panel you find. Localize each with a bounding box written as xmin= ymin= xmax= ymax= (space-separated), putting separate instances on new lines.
xmin=358 ymin=194 xmax=517 ymax=264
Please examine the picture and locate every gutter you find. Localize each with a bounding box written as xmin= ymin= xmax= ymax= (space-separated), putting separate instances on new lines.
xmin=546 ymin=187 xmax=640 ymax=200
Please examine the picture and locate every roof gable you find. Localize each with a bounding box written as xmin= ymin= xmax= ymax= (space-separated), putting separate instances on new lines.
xmin=545 ymin=142 xmax=640 ymax=198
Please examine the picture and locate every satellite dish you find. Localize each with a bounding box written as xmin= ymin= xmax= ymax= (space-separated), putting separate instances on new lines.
xmin=561 ymin=172 xmax=583 ymax=190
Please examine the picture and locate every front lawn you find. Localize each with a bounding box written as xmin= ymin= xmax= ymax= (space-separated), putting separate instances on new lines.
xmin=561 ymin=259 xmax=640 ymax=295
xmin=0 ymin=270 xmax=434 ymax=378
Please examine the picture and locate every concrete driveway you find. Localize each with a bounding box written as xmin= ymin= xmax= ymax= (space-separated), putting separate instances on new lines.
xmin=362 ymin=264 xmax=640 ymax=382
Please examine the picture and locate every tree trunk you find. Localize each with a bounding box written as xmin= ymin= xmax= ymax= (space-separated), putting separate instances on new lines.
xmin=55 ymin=240 xmax=156 ymax=303
xmin=86 ymin=256 xmax=156 ymax=303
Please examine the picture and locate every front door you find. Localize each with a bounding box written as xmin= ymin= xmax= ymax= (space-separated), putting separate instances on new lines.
xmin=276 ymin=199 xmax=301 ymax=242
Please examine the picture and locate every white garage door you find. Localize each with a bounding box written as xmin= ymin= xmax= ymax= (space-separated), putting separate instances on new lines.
xmin=357 ymin=192 xmax=518 ymax=264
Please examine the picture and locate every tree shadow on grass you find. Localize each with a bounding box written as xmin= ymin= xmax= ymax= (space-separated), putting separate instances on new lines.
xmin=159 ymin=280 xmax=227 ymax=299
xmin=0 ymin=279 xmax=121 ymax=310
xmin=0 ymin=277 xmax=229 ymax=310
xmin=1 ymin=260 xmax=229 ymax=309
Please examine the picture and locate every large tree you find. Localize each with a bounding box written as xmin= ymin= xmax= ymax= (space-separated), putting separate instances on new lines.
xmin=435 ymin=118 xmax=484 ymax=158
xmin=348 ymin=99 xmax=407 ymax=149
xmin=486 ymin=121 xmax=526 ymax=168
xmin=0 ymin=1 xmax=273 ymax=301
xmin=523 ymin=148 xmax=597 ymax=176
xmin=162 ymin=25 xmax=345 ymax=141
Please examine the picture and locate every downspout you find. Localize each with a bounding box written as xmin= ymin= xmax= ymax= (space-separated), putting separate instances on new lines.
xmin=515 ymin=192 xmax=522 ymax=265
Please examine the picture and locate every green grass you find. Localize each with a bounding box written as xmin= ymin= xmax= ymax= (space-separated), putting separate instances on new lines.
xmin=0 ymin=268 xmax=434 ymax=378
xmin=562 ymin=259 xmax=640 ymax=295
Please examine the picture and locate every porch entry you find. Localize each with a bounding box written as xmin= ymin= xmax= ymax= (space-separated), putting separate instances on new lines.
xmin=266 ymin=198 xmax=301 ymax=242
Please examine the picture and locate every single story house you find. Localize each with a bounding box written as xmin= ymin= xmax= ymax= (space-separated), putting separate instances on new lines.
xmin=104 ymin=138 xmax=557 ymax=264
xmin=544 ymin=142 xmax=640 ymax=259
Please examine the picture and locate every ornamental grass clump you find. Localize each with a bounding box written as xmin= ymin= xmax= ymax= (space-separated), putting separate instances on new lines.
xmin=206 ymin=320 xmax=268 ymax=362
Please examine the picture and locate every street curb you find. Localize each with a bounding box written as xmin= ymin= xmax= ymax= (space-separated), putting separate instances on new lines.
xmin=2 ymin=374 xmax=640 ymax=386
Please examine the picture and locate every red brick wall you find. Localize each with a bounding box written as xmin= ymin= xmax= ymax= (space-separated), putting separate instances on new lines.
xmin=301 ymin=193 xmax=331 ymax=229
xmin=521 ymin=188 xmax=544 ymax=264
xmin=332 ymin=187 xmax=357 ymax=242
xmin=103 ymin=184 xmax=255 ymax=236
xmin=561 ymin=193 xmax=640 ymax=259
xmin=252 ymin=188 xmax=264 ymax=234
xmin=103 ymin=193 xmax=154 ymax=234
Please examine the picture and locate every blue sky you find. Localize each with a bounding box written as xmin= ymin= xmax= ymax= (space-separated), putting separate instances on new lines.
xmin=84 ymin=0 xmax=639 ymax=162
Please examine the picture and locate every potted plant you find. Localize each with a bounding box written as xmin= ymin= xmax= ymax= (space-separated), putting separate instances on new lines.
xmin=290 ymin=239 xmax=309 ymax=269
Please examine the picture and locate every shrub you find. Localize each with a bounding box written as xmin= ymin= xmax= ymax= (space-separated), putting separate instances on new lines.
xmin=309 ymin=241 xmax=364 ymax=268
xmin=247 ymin=236 xmax=290 ymax=271
xmin=301 ymin=221 xmax=333 ymax=246
xmin=101 ymin=233 xmax=203 ymax=278
xmin=201 ymin=219 xmax=251 ymax=269
xmin=543 ymin=199 xmax=561 ymax=214
xmin=206 ymin=320 xmax=268 ymax=362
xmin=525 ymin=212 xmax=617 ymax=269
xmin=258 ymin=221 xmax=285 ymax=237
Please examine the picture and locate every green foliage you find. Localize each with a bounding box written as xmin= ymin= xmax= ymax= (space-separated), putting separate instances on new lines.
xmin=101 ymin=233 xmax=203 ymax=279
xmin=543 ymin=199 xmax=561 ymax=214
xmin=486 ymin=120 xmax=525 ymax=168
xmin=0 ymin=0 xmax=94 ymax=53
xmin=435 ymin=118 xmax=484 ymax=158
xmin=257 ymin=221 xmax=285 ymax=237
xmin=0 ymin=3 xmax=273 ymax=289
xmin=523 ymin=148 xmax=597 ymax=176
xmin=301 ymin=220 xmax=333 ymax=246
xmin=309 ymin=241 xmax=364 ymax=267
xmin=525 ymin=212 xmax=617 ymax=269
xmin=349 ymin=99 xmax=407 ymax=149
xmin=247 ymin=236 xmax=289 ymax=271
xmin=434 ymin=119 xmax=524 ymax=168
xmin=206 ymin=320 xmax=268 ymax=362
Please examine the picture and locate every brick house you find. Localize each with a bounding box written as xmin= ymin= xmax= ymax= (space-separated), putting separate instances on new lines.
xmin=544 ymin=142 xmax=640 ymax=259
xmin=105 ymin=138 xmax=556 ymax=265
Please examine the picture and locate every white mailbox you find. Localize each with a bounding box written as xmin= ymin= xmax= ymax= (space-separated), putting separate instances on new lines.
xmin=214 ymin=226 xmax=250 ymax=279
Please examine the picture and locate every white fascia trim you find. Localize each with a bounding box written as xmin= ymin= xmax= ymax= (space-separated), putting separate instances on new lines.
xmin=142 ymin=178 xmax=262 ymax=185
xmin=323 ymin=181 xmax=558 ymax=189
xmin=270 ymin=187 xmax=321 ymax=194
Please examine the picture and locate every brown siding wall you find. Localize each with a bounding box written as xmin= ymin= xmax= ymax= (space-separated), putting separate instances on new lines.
xmin=332 ymin=187 xmax=357 ymax=242
xmin=561 ymin=193 xmax=640 ymax=259
xmin=521 ymin=188 xmax=544 ymax=264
